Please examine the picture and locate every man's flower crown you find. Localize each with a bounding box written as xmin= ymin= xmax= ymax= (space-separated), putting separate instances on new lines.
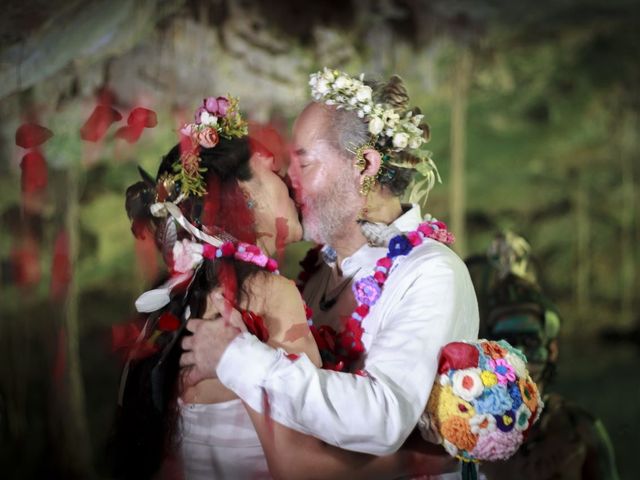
xmin=175 ymin=95 xmax=248 ymax=197
xmin=309 ymin=68 xmax=427 ymax=152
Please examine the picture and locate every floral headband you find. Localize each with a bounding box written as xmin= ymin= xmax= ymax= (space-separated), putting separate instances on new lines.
xmin=309 ymin=68 xmax=440 ymax=204
xmin=174 ymin=95 xmax=248 ymax=197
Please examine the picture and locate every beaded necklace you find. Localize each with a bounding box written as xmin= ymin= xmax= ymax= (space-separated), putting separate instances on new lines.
xmin=296 ymin=219 xmax=455 ymax=373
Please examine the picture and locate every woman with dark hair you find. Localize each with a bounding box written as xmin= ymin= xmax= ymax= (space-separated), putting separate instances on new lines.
xmin=111 ymin=96 xmax=443 ymax=480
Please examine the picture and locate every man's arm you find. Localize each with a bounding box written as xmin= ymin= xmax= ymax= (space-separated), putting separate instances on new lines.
xmin=216 ymin=252 xmax=478 ymax=455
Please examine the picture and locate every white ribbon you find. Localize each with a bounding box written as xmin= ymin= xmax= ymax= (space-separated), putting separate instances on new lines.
xmin=134 ymin=272 xmax=193 ymax=313
xmin=150 ymin=200 xmax=224 ymax=248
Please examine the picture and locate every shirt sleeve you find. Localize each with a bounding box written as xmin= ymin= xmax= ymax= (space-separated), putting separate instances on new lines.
xmin=217 ymin=251 xmax=478 ymax=455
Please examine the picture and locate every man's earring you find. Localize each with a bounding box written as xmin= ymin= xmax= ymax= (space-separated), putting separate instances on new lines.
xmin=353 ymin=143 xmax=372 ymax=173
xmin=247 ymin=199 xmax=256 ymax=209
xmin=360 ymin=175 xmax=375 ymax=196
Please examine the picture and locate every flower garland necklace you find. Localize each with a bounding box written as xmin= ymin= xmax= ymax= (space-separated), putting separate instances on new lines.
xmin=297 ymin=219 xmax=455 ymax=374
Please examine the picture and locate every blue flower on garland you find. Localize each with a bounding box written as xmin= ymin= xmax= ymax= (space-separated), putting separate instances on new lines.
xmin=388 ymin=235 xmax=412 ymax=258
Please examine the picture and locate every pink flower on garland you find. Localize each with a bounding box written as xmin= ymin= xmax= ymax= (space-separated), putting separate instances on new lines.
xmin=353 ymin=276 xmax=382 ymax=306
xmin=489 ymin=358 xmax=517 ymax=385
xmin=406 ymin=230 xmax=423 ymax=246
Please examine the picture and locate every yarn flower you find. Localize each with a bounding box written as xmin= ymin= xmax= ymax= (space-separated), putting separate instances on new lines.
xmin=482 ymin=341 xmax=507 ymax=359
xmin=507 ymin=382 xmax=523 ymax=410
xmin=469 ymin=413 xmax=497 ymax=436
xmin=480 ymin=370 xmax=498 ymax=387
xmin=514 ymin=403 xmax=532 ymax=432
xmin=451 ymin=368 xmax=484 ymax=401
xmin=353 ymin=276 xmax=382 ymax=306
xmin=469 ymin=429 xmax=523 ymax=462
xmin=519 ymin=378 xmax=540 ymax=413
xmin=427 ymin=384 xmax=475 ymax=422
xmin=472 ymin=385 xmax=513 ymax=415
xmin=494 ymin=410 xmax=516 ymax=432
xmin=489 ymin=358 xmax=517 ymax=385
xmin=441 ymin=416 xmax=477 ymax=451
xmin=388 ymin=235 xmax=412 ymax=258
xmin=505 ymin=352 xmax=528 ymax=378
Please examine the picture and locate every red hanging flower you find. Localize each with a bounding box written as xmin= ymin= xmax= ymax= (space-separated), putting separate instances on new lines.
xmin=158 ymin=312 xmax=180 ymax=332
xmin=241 ymin=310 xmax=270 ymax=342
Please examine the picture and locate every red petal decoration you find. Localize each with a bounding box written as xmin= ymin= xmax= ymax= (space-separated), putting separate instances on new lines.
xmin=275 ymin=217 xmax=288 ymax=258
xmin=283 ymin=322 xmax=308 ymax=343
xmin=15 ymin=123 xmax=53 ymax=148
xmin=286 ymin=353 xmax=300 ymax=361
xmin=248 ymin=122 xmax=287 ymax=171
xmin=50 ymin=230 xmax=72 ymax=301
xmin=114 ymin=124 xmax=144 ymax=143
xmin=128 ymin=107 xmax=158 ymax=128
xmin=20 ymin=151 xmax=48 ymax=193
xmin=158 ymin=312 xmax=180 ymax=332
xmin=241 ymin=310 xmax=270 ymax=342
xmin=11 ymin=237 xmax=41 ymax=287
xmin=111 ymin=322 xmax=142 ymax=351
xmin=438 ymin=342 xmax=480 ymax=374
xmin=80 ymin=105 xmax=123 ymax=142
xmin=53 ymin=327 xmax=67 ymax=382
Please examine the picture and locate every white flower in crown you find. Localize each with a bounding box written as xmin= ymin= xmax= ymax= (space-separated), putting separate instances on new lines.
xmin=393 ymin=132 xmax=410 ymax=150
xmin=369 ymin=116 xmax=385 ymax=135
xmin=382 ymin=110 xmax=400 ymax=127
xmin=356 ymin=85 xmax=372 ymax=102
xmin=172 ymin=239 xmax=204 ymax=273
xmin=409 ymin=136 xmax=423 ymax=149
xmin=316 ymin=78 xmax=331 ymax=95
xmin=334 ymin=75 xmax=351 ymax=89
xmin=200 ymin=110 xmax=219 ymax=127
xmin=309 ymin=67 xmax=429 ymax=155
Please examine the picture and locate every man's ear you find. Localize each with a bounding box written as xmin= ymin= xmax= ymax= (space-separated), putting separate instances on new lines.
xmin=359 ymin=148 xmax=382 ymax=177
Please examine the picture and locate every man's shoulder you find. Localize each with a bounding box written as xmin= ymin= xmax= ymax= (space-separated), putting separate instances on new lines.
xmin=402 ymin=237 xmax=468 ymax=275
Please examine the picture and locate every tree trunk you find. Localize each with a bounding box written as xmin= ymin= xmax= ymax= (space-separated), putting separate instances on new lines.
xmin=619 ymin=112 xmax=636 ymax=326
xmin=449 ymin=46 xmax=472 ymax=257
xmin=49 ymin=166 xmax=93 ymax=479
xmin=575 ymin=170 xmax=591 ymax=323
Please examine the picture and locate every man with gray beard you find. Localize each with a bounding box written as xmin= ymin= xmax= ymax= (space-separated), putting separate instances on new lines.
xmin=181 ymin=70 xmax=480 ymax=478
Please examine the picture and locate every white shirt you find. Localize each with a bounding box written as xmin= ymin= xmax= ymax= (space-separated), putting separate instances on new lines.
xmin=217 ymin=205 xmax=479 ymax=455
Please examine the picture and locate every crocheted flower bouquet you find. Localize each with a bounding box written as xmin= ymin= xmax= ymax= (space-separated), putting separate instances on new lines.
xmin=419 ymin=340 xmax=543 ymax=471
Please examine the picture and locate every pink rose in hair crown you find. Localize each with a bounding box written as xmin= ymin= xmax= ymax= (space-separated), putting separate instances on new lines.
xmin=197 ymin=127 xmax=219 ymax=148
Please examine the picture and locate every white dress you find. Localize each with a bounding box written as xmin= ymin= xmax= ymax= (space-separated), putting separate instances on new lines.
xmin=180 ymin=399 xmax=271 ymax=479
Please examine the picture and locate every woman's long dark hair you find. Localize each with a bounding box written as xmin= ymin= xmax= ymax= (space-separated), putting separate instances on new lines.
xmin=109 ymin=136 xmax=265 ymax=479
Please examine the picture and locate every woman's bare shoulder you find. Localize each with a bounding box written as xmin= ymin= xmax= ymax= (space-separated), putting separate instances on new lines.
xmin=242 ymin=272 xmax=302 ymax=315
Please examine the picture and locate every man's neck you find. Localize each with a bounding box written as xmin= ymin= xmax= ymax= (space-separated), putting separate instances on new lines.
xmin=331 ymin=197 xmax=404 ymax=270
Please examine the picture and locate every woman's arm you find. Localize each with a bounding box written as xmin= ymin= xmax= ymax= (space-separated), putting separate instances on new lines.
xmin=242 ymin=274 xmax=456 ymax=479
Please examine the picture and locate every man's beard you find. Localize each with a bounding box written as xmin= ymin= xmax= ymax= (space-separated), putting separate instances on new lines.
xmin=302 ymin=176 xmax=360 ymax=246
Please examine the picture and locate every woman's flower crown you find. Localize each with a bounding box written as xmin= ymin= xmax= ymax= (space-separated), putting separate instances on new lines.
xmin=309 ymin=68 xmax=427 ymax=153
xmin=175 ymin=95 xmax=248 ymax=197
